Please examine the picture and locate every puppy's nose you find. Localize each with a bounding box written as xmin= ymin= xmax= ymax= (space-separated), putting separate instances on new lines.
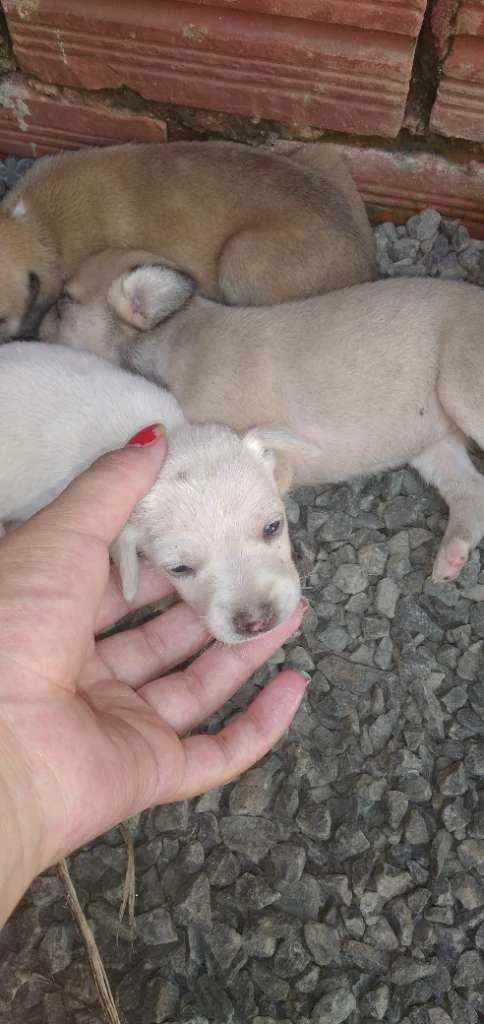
xmin=232 ymin=604 xmax=277 ymax=637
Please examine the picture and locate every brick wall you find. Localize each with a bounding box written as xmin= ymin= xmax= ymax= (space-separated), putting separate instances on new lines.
xmin=0 ymin=0 xmax=483 ymax=233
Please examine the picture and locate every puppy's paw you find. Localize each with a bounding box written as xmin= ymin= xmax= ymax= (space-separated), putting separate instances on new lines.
xmin=432 ymin=537 xmax=470 ymax=583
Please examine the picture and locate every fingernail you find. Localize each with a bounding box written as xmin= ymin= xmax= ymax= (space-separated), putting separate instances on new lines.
xmin=298 ymin=670 xmax=312 ymax=686
xmin=126 ymin=423 xmax=166 ymax=447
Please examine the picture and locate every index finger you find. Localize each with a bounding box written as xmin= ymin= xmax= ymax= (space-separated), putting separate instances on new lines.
xmin=139 ymin=600 xmax=307 ymax=731
xmin=168 ymin=668 xmax=309 ymax=801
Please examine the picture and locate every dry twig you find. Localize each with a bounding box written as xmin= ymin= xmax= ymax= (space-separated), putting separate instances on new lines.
xmin=118 ymin=819 xmax=137 ymax=935
xmin=57 ymin=858 xmax=123 ymax=1024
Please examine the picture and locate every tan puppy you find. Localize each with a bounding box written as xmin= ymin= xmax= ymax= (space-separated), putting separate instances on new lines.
xmin=42 ymin=252 xmax=484 ymax=585
xmin=0 ymin=140 xmax=375 ymax=339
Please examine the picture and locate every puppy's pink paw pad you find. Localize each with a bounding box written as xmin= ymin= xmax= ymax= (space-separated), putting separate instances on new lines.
xmin=433 ymin=539 xmax=469 ymax=583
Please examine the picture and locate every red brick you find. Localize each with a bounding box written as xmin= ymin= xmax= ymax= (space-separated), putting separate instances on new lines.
xmin=456 ymin=0 xmax=484 ymax=35
xmin=0 ymin=75 xmax=166 ymax=156
xmin=431 ymin=0 xmax=460 ymax=57
xmin=3 ymin=0 xmax=424 ymax=137
xmin=431 ymin=36 xmax=484 ymax=141
xmin=431 ymin=0 xmax=484 ymax=141
xmin=334 ymin=143 xmax=484 ymax=238
xmin=176 ymin=0 xmax=427 ymax=36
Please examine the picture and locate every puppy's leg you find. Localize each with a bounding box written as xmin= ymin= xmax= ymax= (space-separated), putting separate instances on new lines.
xmin=271 ymin=142 xmax=376 ymax=272
xmin=411 ymin=431 xmax=484 ymax=582
xmin=218 ymin=224 xmax=371 ymax=305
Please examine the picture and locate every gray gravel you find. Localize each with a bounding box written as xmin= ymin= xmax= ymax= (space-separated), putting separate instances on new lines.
xmin=0 ymin=156 xmax=483 ymax=1024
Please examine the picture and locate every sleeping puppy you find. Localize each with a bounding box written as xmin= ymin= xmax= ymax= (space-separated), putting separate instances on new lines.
xmin=42 ymin=251 xmax=484 ymax=585
xmin=0 ymin=342 xmax=302 ymax=644
xmin=0 ymin=139 xmax=376 ymax=339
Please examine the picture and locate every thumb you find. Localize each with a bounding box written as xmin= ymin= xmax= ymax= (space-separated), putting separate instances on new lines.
xmin=33 ymin=423 xmax=167 ymax=547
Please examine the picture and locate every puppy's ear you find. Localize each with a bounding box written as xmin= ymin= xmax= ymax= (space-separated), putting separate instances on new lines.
xmin=243 ymin=427 xmax=320 ymax=494
xmin=108 ymin=266 xmax=196 ymax=330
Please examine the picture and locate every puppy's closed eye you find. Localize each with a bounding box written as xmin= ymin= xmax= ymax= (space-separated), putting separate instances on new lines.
xmin=168 ymin=564 xmax=196 ymax=576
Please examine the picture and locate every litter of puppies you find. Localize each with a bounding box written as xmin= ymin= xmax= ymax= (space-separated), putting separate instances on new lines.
xmin=1 ymin=140 xmax=483 ymax=633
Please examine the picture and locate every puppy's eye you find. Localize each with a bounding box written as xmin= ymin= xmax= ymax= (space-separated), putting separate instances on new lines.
xmin=263 ymin=518 xmax=282 ymax=540
xmin=169 ymin=564 xmax=195 ymax=576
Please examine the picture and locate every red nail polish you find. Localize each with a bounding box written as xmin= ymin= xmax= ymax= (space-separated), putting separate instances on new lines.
xmin=127 ymin=424 xmax=166 ymax=447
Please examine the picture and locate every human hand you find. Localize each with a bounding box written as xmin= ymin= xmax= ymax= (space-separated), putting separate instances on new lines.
xmin=0 ymin=429 xmax=308 ymax=923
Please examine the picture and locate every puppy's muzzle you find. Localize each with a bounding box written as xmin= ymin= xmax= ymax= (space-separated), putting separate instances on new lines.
xmin=232 ymin=603 xmax=277 ymax=638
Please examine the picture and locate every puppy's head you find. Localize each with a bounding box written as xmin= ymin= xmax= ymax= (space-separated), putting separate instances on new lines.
xmin=117 ymin=423 xmax=303 ymax=644
xmin=40 ymin=248 xmax=195 ymax=360
xmin=0 ymin=207 xmax=61 ymax=340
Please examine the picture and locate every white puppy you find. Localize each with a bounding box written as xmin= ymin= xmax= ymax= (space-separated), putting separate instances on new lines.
xmin=0 ymin=343 xmax=300 ymax=643
xmin=41 ymin=254 xmax=484 ymax=584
